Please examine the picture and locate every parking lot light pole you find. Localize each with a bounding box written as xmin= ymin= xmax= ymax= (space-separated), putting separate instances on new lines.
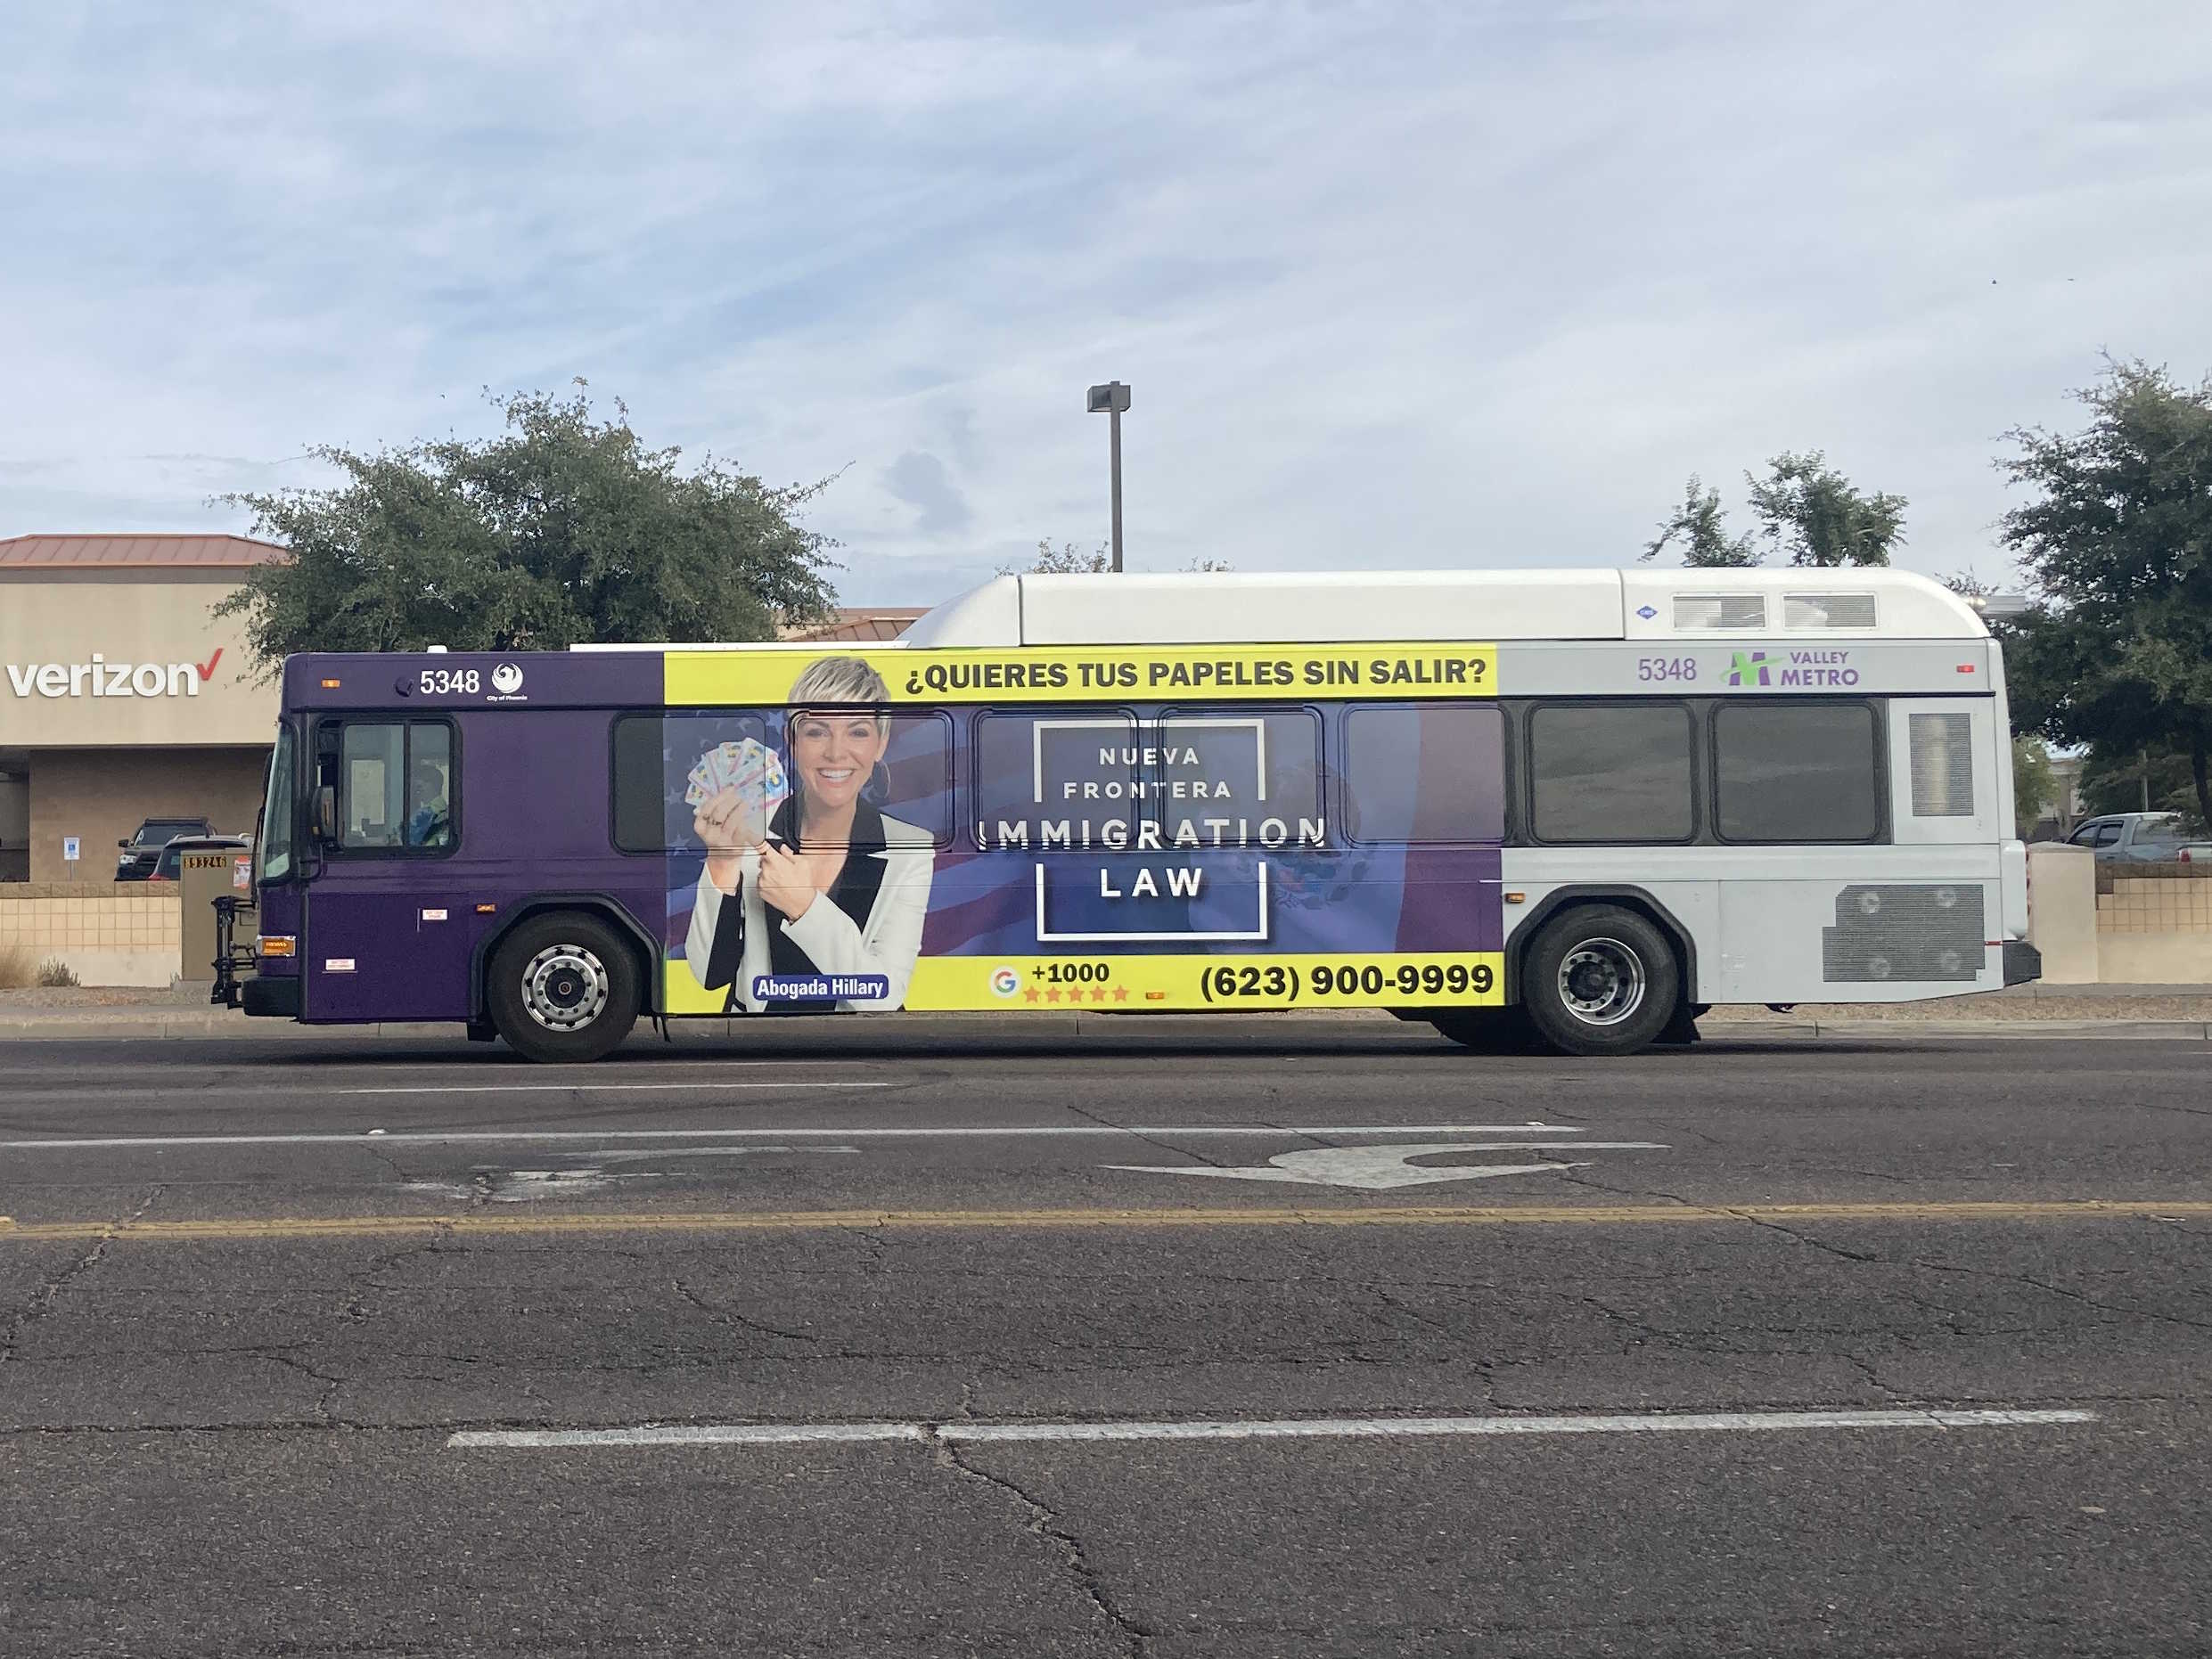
xmin=1086 ymin=381 xmax=1131 ymax=572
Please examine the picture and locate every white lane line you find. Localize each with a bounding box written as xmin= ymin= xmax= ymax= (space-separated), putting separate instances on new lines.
xmin=455 ymin=1423 xmax=931 ymax=1448
xmin=944 ymin=1409 xmax=2096 ymax=1442
xmin=449 ymin=1407 xmax=2098 ymax=1451
xmin=340 ymin=1081 xmax=895 ymax=1097
xmin=0 ymin=1123 xmax=1581 ymax=1151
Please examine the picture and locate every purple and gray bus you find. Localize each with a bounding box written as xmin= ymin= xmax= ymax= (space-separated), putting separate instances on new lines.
xmin=228 ymin=568 xmax=2036 ymax=1061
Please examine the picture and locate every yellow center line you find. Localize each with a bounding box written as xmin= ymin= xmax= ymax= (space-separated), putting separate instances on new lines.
xmin=0 ymin=1199 xmax=2206 ymax=1244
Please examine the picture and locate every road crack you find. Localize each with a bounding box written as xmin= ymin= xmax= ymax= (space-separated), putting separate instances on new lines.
xmin=674 ymin=1279 xmax=820 ymax=1345
xmin=0 ymin=1185 xmax=162 ymax=1369
xmin=934 ymin=1435 xmax=1151 ymax=1656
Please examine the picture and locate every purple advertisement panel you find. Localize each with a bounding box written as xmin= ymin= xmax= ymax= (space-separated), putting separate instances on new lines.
xmin=634 ymin=655 xmax=1504 ymax=1015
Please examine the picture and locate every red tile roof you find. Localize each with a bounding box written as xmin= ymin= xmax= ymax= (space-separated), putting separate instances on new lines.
xmin=0 ymin=534 xmax=291 ymax=569
xmin=781 ymin=607 xmax=929 ymax=643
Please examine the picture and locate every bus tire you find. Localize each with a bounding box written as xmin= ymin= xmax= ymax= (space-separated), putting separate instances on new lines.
xmin=1520 ymin=904 xmax=1678 ymax=1058
xmin=485 ymin=911 xmax=642 ymax=1064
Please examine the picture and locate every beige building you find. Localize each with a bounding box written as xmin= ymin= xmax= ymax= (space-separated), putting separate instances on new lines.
xmin=0 ymin=535 xmax=285 ymax=885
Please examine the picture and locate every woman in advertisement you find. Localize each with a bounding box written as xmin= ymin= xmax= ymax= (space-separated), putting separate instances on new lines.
xmin=684 ymin=657 xmax=935 ymax=1011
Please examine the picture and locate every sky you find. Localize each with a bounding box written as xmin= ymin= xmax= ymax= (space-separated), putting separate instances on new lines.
xmin=2 ymin=1 xmax=2208 ymax=605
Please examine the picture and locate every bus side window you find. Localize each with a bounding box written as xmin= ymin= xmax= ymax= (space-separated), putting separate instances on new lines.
xmin=1340 ymin=705 xmax=1504 ymax=845
xmin=972 ymin=708 xmax=1142 ymax=850
xmin=1155 ymin=707 xmax=1324 ymax=848
xmin=315 ymin=720 xmax=456 ymax=854
xmin=1713 ymin=702 xmax=1882 ymax=844
xmin=1527 ymin=702 xmax=1696 ymax=845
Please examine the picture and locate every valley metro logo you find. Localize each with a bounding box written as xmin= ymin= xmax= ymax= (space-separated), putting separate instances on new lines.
xmin=1728 ymin=650 xmax=1774 ymax=688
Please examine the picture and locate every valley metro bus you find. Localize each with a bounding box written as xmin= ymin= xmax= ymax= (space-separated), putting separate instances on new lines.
xmin=228 ymin=567 xmax=2038 ymax=1061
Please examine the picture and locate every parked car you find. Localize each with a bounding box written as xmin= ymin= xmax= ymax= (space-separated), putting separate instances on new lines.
xmin=115 ymin=816 xmax=214 ymax=881
xmin=148 ymin=834 xmax=250 ymax=883
xmin=2062 ymin=812 xmax=2212 ymax=863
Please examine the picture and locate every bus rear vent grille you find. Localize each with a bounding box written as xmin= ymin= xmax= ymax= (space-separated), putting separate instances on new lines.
xmin=1908 ymin=713 xmax=1974 ymax=817
xmin=1822 ymin=884 xmax=1983 ymax=983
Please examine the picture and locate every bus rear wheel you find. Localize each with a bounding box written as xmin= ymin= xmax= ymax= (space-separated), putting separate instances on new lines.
xmin=1520 ymin=904 xmax=1679 ymax=1058
xmin=486 ymin=912 xmax=642 ymax=1064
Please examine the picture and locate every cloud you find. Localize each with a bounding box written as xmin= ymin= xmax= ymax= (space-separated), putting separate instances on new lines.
xmin=2 ymin=1 xmax=2209 ymax=603
xmin=881 ymin=450 xmax=972 ymax=535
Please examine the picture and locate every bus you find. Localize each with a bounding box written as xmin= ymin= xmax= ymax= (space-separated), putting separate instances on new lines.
xmin=227 ymin=567 xmax=2038 ymax=1061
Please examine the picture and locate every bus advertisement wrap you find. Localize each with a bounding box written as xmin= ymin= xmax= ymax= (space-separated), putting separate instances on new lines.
xmin=652 ymin=649 xmax=1505 ymax=1016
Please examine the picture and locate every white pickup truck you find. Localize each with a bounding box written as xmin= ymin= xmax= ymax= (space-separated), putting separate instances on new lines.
xmin=2061 ymin=812 xmax=2212 ymax=863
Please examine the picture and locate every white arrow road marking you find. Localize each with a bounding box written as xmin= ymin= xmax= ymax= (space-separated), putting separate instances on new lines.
xmin=401 ymin=1146 xmax=863 ymax=1202
xmin=1107 ymin=1140 xmax=1666 ymax=1189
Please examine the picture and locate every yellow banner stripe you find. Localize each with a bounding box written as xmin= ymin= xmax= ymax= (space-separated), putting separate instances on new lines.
xmin=903 ymin=952 xmax=1504 ymax=1011
xmin=667 ymin=642 xmax=1498 ymax=707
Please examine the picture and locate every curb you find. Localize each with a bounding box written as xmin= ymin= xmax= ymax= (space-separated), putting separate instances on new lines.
xmin=0 ymin=1012 xmax=2208 ymax=1043
xmin=1703 ymin=1018 xmax=2212 ymax=1042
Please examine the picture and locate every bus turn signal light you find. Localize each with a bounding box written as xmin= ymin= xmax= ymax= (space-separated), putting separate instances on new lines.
xmin=475 ymin=903 xmax=498 ymax=914
xmin=320 ymin=678 xmax=342 ymax=689
xmin=255 ymin=936 xmax=297 ymax=958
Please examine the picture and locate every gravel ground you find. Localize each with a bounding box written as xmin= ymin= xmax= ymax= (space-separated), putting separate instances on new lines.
xmin=0 ymin=985 xmax=208 ymax=1011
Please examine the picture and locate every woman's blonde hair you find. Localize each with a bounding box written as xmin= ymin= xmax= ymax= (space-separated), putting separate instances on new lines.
xmin=786 ymin=655 xmax=890 ymax=708
xmin=785 ymin=658 xmax=890 ymax=822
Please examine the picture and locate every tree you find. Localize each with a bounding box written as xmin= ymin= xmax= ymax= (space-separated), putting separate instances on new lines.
xmin=216 ymin=385 xmax=840 ymax=667
xmin=1642 ymin=456 xmax=1905 ymax=568
xmin=2011 ymin=735 xmax=2058 ymax=837
xmin=1004 ymin=542 xmax=1233 ymax=575
xmin=1641 ymin=475 xmax=1759 ymax=567
xmin=2076 ymin=740 xmax=2204 ymax=826
xmin=1008 ymin=539 xmax=1110 ymax=575
xmin=1745 ymin=450 xmax=1908 ymax=566
xmin=1998 ymin=359 xmax=2212 ymax=829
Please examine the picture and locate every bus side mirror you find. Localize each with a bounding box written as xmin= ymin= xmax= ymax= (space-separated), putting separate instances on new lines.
xmin=311 ymin=785 xmax=340 ymax=845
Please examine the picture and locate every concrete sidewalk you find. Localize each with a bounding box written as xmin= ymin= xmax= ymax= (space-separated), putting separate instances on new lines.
xmin=2 ymin=985 xmax=2210 ymax=1043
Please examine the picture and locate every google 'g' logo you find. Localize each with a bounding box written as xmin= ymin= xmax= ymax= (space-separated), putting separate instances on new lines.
xmin=990 ymin=967 xmax=1020 ymax=998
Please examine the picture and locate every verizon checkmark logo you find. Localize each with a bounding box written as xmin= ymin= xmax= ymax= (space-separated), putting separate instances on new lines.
xmin=5 ymin=656 xmax=209 ymax=699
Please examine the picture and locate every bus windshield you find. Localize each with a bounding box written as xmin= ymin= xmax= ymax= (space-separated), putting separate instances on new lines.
xmin=255 ymin=723 xmax=298 ymax=885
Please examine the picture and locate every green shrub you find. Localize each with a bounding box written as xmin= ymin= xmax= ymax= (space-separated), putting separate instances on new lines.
xmin=34 ymin=958 xmax=80 ymax=989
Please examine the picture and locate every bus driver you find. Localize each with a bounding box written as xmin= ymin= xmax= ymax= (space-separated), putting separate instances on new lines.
xmin=684 ymin=656 xmax=936 ymax=1012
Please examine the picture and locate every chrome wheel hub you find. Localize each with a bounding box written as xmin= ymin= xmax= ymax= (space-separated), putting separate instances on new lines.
xmin=1558 ymin=939 xmax=1646 ymax=1027
xmin=521 ymin=944 xmax=609 ymax=1032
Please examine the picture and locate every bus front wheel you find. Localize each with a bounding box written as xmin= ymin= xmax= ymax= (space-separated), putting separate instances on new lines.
xmin=486 ymin=912 xmax=643 ymax=1064
xmin=1520 ymin=904 xmax=1679 ymax=1058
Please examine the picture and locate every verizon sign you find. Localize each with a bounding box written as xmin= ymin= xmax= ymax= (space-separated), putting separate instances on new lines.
xmin=4 ymin=649 xmax=222 ymax=699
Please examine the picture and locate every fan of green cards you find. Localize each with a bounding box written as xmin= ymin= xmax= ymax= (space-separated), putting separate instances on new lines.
xmin=684 ymin=738 xmax=790 ymax=815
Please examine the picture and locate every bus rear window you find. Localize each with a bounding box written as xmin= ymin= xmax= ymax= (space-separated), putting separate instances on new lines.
xmin=1715 ymin=702 xmax=1881 ymax=842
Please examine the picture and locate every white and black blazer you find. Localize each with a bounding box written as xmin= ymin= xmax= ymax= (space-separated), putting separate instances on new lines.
xmin=684 ymin=799 xmax=935 ymax=1012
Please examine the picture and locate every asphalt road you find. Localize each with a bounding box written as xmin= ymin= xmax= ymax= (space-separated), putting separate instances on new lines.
xmin=4 ymin=1023 xmax=2209 ymax=1657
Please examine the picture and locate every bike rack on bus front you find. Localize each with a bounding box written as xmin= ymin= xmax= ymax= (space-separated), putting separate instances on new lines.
xmin=210 ymin=894 xmax=258 ymax=1008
